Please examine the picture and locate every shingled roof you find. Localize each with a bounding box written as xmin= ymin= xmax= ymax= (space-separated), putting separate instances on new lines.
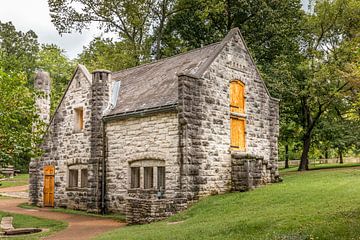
xmin=106 ymin=42 xmax=221 ymax=117
xmin=105 ymin=28 xmax=277 ymax=118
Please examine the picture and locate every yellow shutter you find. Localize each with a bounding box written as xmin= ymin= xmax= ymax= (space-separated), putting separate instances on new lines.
xmin=231 ymin=117 xmax=246 ymax=150
xmin=230 ymin=81 xmax=245 ymax=114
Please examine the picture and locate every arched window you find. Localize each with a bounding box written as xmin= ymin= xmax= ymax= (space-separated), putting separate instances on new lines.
xmin=230 ymin=80 xmax=246 ymax=151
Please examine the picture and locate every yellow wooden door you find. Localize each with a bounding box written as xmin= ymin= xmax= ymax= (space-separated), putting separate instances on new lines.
xmin=231 ymin=117 xmax=246 ymax=150
xmin=43 ymin=165 xmax=55 ymax=207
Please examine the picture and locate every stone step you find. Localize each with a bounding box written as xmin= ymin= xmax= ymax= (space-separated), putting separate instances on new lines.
xmin=4 ymin=228 xmax=42 ymax=235
xmin=0 ymin=216 xmax=14 ymax=231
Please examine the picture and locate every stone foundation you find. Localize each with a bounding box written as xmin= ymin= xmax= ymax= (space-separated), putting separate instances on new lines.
xmin=126 ymin=197 xmax=188 ymax=224
xmin=231 ymin=152 xmax=279 ymax=191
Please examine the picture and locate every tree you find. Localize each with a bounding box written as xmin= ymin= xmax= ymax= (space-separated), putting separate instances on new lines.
xmin=0 ymin=70 xmax=43 ymax=171
xmin=162 ymin=0 xmax=303 ymax=66
xmin=295 ymin=0 xmax=360 ymax=171
xmin=48 ymin=0 xmax=155 ymax=62
xmin=77 ymin=38 xmax=139 ymax=72
xmin=0 ymin=21 xmax=39 ymax=82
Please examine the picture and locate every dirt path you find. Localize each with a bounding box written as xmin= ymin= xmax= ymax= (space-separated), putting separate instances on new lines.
xmin=0 ymin=185 xmax=28 ymax=193
xmin=0 ymin=186 xmax=125 ymax=240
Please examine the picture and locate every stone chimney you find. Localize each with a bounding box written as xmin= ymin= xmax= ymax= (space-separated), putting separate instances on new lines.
xmin=88 ymin=69 xmax=112 ymax=212
xmin=34 ymin=71 xmax=51 ymax=125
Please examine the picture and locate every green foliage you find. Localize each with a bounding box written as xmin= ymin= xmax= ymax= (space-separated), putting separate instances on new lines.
xmin=0 ymin=70 xmax=43 ymax=169
xmin=37 ymin=44 xmax=75 ymax=113
xmin=97 ymin=167 xmax=360 ymax=240
xmin=77 ymin=38 xmax=139 ymax=72
xmin=0 ymin=21 xmax=39 ymax=82
xmin=0 ymin=22 xmax=73 ymax=171
xmin=48 ymin=0 xmax=154 ymax=62
xmin=163 ymin=0 xmax=303 ymax=67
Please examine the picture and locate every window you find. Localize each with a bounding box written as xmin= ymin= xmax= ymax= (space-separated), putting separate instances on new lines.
xmin=129 ymin=160 xmax=165 ymax=190
xmin=68 ymin=165 xmax=87 ymax=189
xmin=74 ymin=108 xmax=84 ymax=131
xmin=157 ymin=167 xmax=165 ymax=190
xmin=68 ymin=169 xmax=78 ymax=188
xmin=230 ymin=80 xmax=246 ymax=150
xmin=81 ymin=169 xmax=88 ymax=188
xmin=130 ymin=167 xmax=140 ymax=188
xmin=144 ymin=167 xmax=153 ymax=189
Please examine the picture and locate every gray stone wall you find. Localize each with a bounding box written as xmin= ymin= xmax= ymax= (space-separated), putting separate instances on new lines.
xmin=178 ymin=31 xmax=279 ymax=199
xmin=104 ymin=112 xmax=181 ymax=214
xmin=231 ymin=152 xmax=277 ymax=191
xmin=29 ymin=67 xmax=103 ymax=210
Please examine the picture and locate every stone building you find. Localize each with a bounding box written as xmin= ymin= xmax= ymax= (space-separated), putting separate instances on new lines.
xmin=29 ymin=28 xmax=280 ymax=224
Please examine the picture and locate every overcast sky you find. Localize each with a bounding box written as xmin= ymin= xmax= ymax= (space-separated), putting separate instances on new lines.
xmin=0 ymin=0 xmax=309 ymax=59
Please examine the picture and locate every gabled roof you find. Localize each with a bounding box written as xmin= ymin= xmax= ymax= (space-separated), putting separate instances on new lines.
xmin=105 ymin=28 xmax=278 ymax=117
xmin=46 ymin=64 xmax=91 ymax=131
xmin=107 ymin=42 xmax=220 ymax=116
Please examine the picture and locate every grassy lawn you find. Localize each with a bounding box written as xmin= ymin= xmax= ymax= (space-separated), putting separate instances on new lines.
xmin=97 ymin=166 xmax=360 ymax=240
xmin=0 ymin=211 xmax=67 ymax=240
xmin=0 ymin=174 xmax=29 ymax=188
xmin=279 ymin=162 xmax=360 ymax=174
xmin=18 ymin=203 xmax=126 ymax=222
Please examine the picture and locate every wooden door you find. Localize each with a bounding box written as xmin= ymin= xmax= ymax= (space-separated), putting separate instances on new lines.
xmin=43 ymin=165 xmax=55 ymax=207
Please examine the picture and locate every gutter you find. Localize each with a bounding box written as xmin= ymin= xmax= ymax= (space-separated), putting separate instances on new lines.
xmin=103 ymin=103 xmax=178 ymax=122
xmin=101 ymin=120 xmax=107 ymax=214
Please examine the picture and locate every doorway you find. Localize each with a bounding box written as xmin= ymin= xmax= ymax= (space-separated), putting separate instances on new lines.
xmin=43 ymin=165 xmax=55 ymax=207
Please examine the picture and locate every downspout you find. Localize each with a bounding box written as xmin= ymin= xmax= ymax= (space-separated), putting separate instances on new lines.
xmin=101 ymin=119 xmax=107 ymax=214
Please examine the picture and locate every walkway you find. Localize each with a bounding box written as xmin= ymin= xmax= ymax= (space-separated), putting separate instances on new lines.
xmin=0 ymin=186 xmax=125 ymax=240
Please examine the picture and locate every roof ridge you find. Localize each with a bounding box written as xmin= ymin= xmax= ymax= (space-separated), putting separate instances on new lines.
xmin=111 ymin=42 xmax=221 ymax=77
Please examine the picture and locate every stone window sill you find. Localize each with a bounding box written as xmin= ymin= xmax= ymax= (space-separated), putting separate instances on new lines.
xmin=128 ymin=189 xmax=162 ymax=194
xmin=66 ymin=187 xmax=87 ymax=192
xmin=73 ymin=130 xmax=84 ymax=134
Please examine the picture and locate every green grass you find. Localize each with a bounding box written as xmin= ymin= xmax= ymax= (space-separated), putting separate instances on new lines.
xmin=18 ymin=203 xmax=126 ymax=222
xmin=0 ymin=211 xmax=67 ymax=240
xmin=0 ymin=174 xmax=29 ymax=188
xmin=279 ymin=162 xmax=360 ymax=174
xmin=51 ymin=208 xmax=126 ymax=222
xmin=97 ymin=166 xmax=360 ymax=240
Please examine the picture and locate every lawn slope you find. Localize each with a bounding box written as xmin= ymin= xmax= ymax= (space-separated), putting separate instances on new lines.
xmin=97 ymin=167 xmax=360 ymax=240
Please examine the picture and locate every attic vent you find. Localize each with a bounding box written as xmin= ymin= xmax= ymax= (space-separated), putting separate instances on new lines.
xmin=110 ymin=81 xmax=121 ymax=109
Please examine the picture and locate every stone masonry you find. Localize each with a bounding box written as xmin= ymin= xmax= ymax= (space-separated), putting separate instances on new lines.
xmin=30 ymin=28 xmax=280 ymax=224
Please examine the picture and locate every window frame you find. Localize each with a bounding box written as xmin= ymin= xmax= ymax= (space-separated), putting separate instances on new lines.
xmin=68 ymin=169 xmax=78 ymax=188
xmin=129 ymin=160 xmax=166 ymax=191
xmin=74 ymin=107 xmax=84 ymax=132
xmin=130 ymin=167 xmax=140 ymax=189
xmin=67 ymin=165 xmax=88 ymax=190
xmin=144 ymin=167 xmax=154 ymax=189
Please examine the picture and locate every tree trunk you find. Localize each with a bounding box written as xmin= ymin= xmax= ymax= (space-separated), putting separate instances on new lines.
xmin=285 ymin=144 xmax=289 ymax=169
xmin=325 ymin=147 xmax=329 ymax=160
xmin=339 ymin=150 xmax=343 ymax=164
xmin=298 ymin=134 xmax=311 ymax=171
